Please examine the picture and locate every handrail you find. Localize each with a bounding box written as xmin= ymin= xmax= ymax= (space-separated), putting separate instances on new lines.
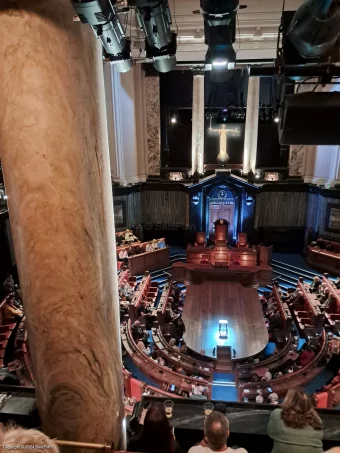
xmin=54 ymin=440 xmax=114 ymax=452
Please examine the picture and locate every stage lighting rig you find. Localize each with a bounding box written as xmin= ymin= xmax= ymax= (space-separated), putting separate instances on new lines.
xmin=129 ymin=0 xmax=177 ymax=73
xmin=72 ymin=0 xmax=133 ymax=73
xmin=200 ymin=0 xmax=244 ymax=82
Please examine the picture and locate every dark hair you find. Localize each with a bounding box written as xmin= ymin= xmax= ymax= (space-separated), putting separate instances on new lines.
xmin=281 ymin=389 xmax=322 ymax=430
xmin=129 ymin=404 xmax=174 ymax=453
xmin=204 ymin=411 xmax=229 ymax=451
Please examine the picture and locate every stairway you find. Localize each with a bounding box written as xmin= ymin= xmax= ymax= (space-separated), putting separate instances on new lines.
xmin=215 ymin=346 xmax=234 ymax=373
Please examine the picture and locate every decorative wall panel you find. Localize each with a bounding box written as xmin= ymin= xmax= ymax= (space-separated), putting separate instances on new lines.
xmin=255 ymin=192 xmax=308 ymax=228
xmin=145 ymin=76 xmax=161 ymax=176
xmin=112 ymin=192 xmax=142 ymax=230
xmin=289 ymin=145 xmax=305 ymax=176
xmin=141 ymin=190 xmax=189 ymax=226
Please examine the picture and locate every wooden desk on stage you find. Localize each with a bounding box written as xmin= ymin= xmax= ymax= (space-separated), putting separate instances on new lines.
xmin=171 ymin=262 xmax=272 ymax=286
xmin=128 ymin=247 xmax=170 ymax=276
xmin=186 ymin=245 xmax=257 ymax=266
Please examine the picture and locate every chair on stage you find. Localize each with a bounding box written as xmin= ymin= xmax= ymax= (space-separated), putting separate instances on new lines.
xmin=194 ymin=232 xmax=207 ymax=247
xmin=236 ymin=232 xmax=248 ymax=247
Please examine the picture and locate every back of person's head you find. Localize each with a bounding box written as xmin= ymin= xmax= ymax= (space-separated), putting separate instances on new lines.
xmin=3 ymin=427 xmax=59 ymax=453
xmin=204 ymin=411 xmax=229 ymax=451
xmin=138 ymin=404 xmax=174 ymax=453
xmin=169 ymin=338 xmax=177 ymax=347
xmin=281 ymin=388 xmax=322 ymax=430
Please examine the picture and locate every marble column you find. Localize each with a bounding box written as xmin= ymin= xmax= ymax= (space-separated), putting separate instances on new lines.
xmin=0 ymin=1 xmax=125 ymax=450
xmin=191 ymin=73 xmax=205 ymax=175
xmin=144 ymin=75 xmax=161 ymax=175
xmin=243 ymin=77 xmax=260 ymax=174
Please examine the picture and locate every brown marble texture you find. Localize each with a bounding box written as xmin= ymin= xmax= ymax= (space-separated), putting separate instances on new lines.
xmin=144 ymin=76 xmax=161 ymax=175
xmin=0 ymin=0 xmax=125 ymax=449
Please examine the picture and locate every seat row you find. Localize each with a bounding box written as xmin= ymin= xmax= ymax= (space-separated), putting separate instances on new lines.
xmin=121 ymin=320 xmax=212 ymax=397
xmin=237 ymin=329 xmax=331 ymax=401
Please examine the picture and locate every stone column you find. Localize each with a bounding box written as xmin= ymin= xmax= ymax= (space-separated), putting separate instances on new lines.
xmin=0 ymin=1 xmax=125 ymax=450
xmin=191 ymin=72 xmax=205 ymax=175
xmin=243 ymin=77 xmax=260 ymax=174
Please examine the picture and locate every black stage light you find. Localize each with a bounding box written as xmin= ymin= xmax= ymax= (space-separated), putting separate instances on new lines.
xmin=72 ymin=0 xmax=133 ymax=73
xmin=130 ymin=0 xmax=177 ymax=73
xmin=201 ymin=0 xmax=239 ymax=82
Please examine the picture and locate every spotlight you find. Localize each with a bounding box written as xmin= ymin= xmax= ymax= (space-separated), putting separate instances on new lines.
xmin=274 ymin=116 xmax=279 ymax=123
xmin=71 ymin=0 xmax=133 ymax=73
xmin=212 ymin=60 xmax=228 ymax=67
xmin=171 ymin=117 xmax=177 ymax=124
xmin=201 ymin=0 xmax=239 ymax=82
xmin=131 ymin=0 xmax=177 ymax=73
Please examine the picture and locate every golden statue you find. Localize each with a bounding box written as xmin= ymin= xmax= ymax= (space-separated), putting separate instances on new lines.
xmin=209 ymin=116 xmax=240 ymax=164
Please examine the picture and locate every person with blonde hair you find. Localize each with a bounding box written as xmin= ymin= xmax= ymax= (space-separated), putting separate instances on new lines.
xmin=268 ymin=388 xmax=323 ymax=453
xmin=3 ymin=427 xmax=59 ymax=453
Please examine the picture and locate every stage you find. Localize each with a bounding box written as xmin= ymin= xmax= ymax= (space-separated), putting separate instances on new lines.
xmin=182 ymin=281 xmax=268 ymax=360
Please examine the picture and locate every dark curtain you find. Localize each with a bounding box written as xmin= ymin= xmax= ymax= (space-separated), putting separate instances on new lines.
xmin=167 ymin=109 xmax=192 ymax=167
xmin=205 ymin=69 xmax=248 ymax=108
xmin=160 ymin=71 xmax=193 ymax=108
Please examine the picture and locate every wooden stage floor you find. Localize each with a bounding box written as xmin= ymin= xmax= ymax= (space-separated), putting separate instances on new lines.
xmin=182 ymin=281 xmax=268 ymax=360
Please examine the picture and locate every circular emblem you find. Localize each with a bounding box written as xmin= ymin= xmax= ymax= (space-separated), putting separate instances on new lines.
xmin=217 ymin=189 xmax=227 ymax=198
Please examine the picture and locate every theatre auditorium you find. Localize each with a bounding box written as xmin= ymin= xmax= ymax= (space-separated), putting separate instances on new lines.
xmin=1 ymin=1 xmax=340 ymax=453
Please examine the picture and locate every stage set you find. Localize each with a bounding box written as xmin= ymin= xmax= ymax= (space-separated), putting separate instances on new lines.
xmin=172 ymin=189 xmax=273 ymax=360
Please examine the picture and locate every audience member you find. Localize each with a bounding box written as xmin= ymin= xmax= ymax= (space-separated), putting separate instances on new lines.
xmin=1 ymin=296 xmax=23 ymax=321
xmin=261 ymin=369 xmax=272 ymax=382
xmin=3 ymin=274 xmax=15 ymax=295
xmin=118 ymin=248 xmax=129 ymax=264
xmin=268 ymin=388 xmax=323 ymax=453
xmin=3 ymin=427 xmax=59 ymax=453
xmin=268 ymin=392 xmax=279 ymax=405
xmin=128 ymin=404 xmax=181 ymax=453
xmin=188 ymin=411 xmax=247 ymax=453
xmin=145 ymin=242 xmax=153 ymax=253
xmin=169 ymin=338 xmax=179 ymax=350
xmin=158 ymin=239 xmax=166 ymax=249
xmin=310 ymin=277 xmax=322 ymax=293
xmin=256 ymin=390 xmax=264 ymax=403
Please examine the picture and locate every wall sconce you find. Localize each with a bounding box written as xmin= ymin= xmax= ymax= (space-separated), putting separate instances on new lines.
xmin=245 ymin=195 xmax=254 ymax=206
xmin=192 ymin=194 xmax=200 ymax=206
